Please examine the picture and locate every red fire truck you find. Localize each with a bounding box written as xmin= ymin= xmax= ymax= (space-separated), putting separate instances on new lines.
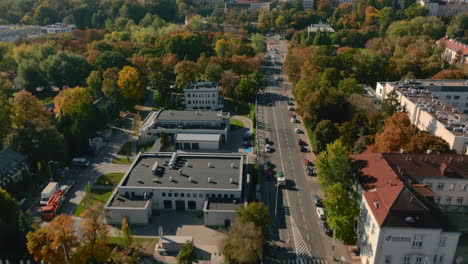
xmin=41 ymin=189 xmax=64 ymax=220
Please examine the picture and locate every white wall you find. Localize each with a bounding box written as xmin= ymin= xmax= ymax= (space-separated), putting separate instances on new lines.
xmin=176 ymin=140 xmax=219 ymax=150
xmin=105 ymin=203 xmax=152 ymax=225
xmin=358 ymin=196 xmax=382 ymax=264
xmin=421 ymin=178 xmax=468 ymax=206
xmin=204 ymin=210 xmax=237 ymax=226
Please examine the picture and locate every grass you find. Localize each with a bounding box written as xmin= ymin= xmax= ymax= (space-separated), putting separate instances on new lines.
xmin=112 ymin=157 xmax=134 ymax=165
xmin=230 ymin=119 xmax=245 ymax=130
xmin=108 ymin=237 xmax=158 ymax=246
xmin=74 ymin=189 xmax=114 ymax=216
xmin=137 ymin=144 xmax=152 ymax=153
xmin=117 ymin=141 xmax=132 ymax=156
xmin=95 ymin=173 xmax=125 ymax=186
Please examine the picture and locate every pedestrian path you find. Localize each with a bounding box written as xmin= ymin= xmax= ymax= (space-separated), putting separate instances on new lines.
xmin=281 ymin=257 xmax=328 ymax=264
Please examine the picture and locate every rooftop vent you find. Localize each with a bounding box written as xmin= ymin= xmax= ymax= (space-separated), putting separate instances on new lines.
xmin=185 ymin=162 xmax=190 ymax=167
xmin=178 ymin=169 xmax=183 ymax=175
xmin=230 ymin=178 xmax=233 ymax=184
xmin=137 ymin=179 xmax=144 ymax=184
xmin=208 ymin=177 xmax=211 ymax=183
xmin=373 ymin=201 xmax=380 ymax=209
xmin=231 ymin=163 xmax=235 ymax=168
xmin=208 ymin=162 xmax=212 ymax=168
xmin=169 ymin=176 xmax=174 ymax=182
xmin=188 ymin=177 xmax=193 ymax=182
xmin=404 ymin=216 xmax=415 ymax=223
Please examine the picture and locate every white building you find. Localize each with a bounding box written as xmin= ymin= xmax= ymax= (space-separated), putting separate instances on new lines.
xmin=138 ymin=110 xmax=230 ymax=145
xmin=41 ymin=23 xmax=76 ymax=34
xmin=0 ymin=25 xmax=42 ymax=42
xmin=353 ymin=153 xmax=461 ymax=264
xmin=0 ymin=148 xmax=30 ymax=189
xmin=437 ymin=37 xmax=468 ymax=65
xmin=184 ymin=82 xmax=224 ymax=110
xmin=417 ymin=0 xmax=468 ymax=16
xmin=376 ymin=79 xmax=468 ymax=154
xmin=175 ymin=133 xmax=221 ymax=150
xmin=307 ymin=23 xmax=335 ymax=34
xmin=104 ymin=152 xmax=246 ymax=225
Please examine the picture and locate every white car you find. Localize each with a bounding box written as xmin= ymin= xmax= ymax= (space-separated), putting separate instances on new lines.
xmin=317 ymin=207 xmax=326 ymax=220
xmin=59 ymin=185 xmax=70 ymax=194
xmin=294 ymin=128 xmax=302 ymax=133
xmin=265 ymin=144 xmax=271 ymax=153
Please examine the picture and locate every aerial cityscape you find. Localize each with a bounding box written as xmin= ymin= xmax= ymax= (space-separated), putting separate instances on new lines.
xmin=0 ymin=0 xmax=467 ymax=263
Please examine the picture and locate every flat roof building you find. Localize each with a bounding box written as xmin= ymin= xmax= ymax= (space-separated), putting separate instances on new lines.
xmin=104 ymin=152 xmax=247 ymax=225
xmin=138 ymin=110 xmax=230 ymax=147
xmin=184 ymin=82 xmax=224 ymax=110
xmin=437 ymin=37 xmax=468 ymax=65
xmin=0 ymin=148 xmax=30 ymax=189
xmin=376 ymin=80 xmax=468 ymax=154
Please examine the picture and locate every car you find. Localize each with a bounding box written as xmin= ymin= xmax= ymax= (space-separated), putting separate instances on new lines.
xmin=265 ymin=144 xmax=271 ymax=152
xmin=59 ymin=185 xmax=70 ymax=195
xmin=303 ymin=159 xmax=310 ymax=166
xmin=288 ymin=101 xmax=294 ymax=106
xmin=313 ymin=194 xmax=322 ymax=206
xmin=265 ymin=137 xmax=269 ymax=145
xmin=295 ymin=128 xmax=302 ymax=133
xmin=317 ymin=207 xmax=326 ymax=220
xmin=243 ymin=141 xmax=251 ymax=147
xmin=71 ymin=158 xmax=90 ymax=167
xmin=301 ymin=146 xmax=308 ymax=153
xmin=297 ymin=139 xmax=302 ymax=146
xmin=265 ymin=168 xmax=273 ymax=176
xmin=306 ymin=167 xmax=315 ymax=176
xmin=288 ymin=107 xmax=294 ymax=111
xmin=321 ymin=221 xmax=333 ymax=236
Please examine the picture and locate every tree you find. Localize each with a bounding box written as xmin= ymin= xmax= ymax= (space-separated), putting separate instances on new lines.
xmin=220 ymin=70 xmax=237 ymax=96
xmin=188 ymin=15 xmax=204 ymax=31
xmin=54 ymin=87 xmax=93 ymax=118
xmin=147 ymin=58 xmax=171 ymax=91
xmin=315 ymin=140 xmax=354 ymax=189
xmin=337 ymin=78 xmax=364 ymax=96
xmin=122 ymin=217 xmax=133 ymax=249
xmin=405 ymin=132 xmax=452 ymax=154
xmin=102 ymin=67 xmax=121 ymax=103
xmin=313 ymin=120 xmax=340 ymax=153
xmin=221 ymin=221 xmax=263 ymax=264
xmin=368 ymin=112 xmax=415 ymax=153
xmin=117 ymin=66 xmax=145 ymax=105
xmin=174 ymin=60 xmax=199 ymax=88
xmin=94 ymin=51 xmax=127 ymax=71
xmin=160 ymin=132 xmax=169 ymax=151
xmin=0 ymin=95 xmax=12 ymax=149
xmin=236 ymin=202 xmax=269 ymax=234
xmin=446 ymin=13 xmax=468 ymax=43
xmin=177 ymin=243 xmax=197 ymax=264
xmin=251 ymin=33 xmax=267 ymax=53
xmin=41 ymin=52 xmax=91 ymax=89
xmin=0 ymin=189 xmax=19 ymax=228
xmin=323 ymin=183 xmax=359 ymax=244
xmin=381 ymin=90 xmax=405 ymax=118
xmin=27 ymin=214 xmax=78 ymax=264
xmin=205 ymin=63 xmax=223 ymax=83
xmin=86 ymin=70 xmax=103 ymax=100
xmin=403 ymin=3 xmax=429 ymax=19
xmin=33 ymin=5 xmax=57 ymax=25
xmin=432 ymin=69 xmax=466 ymax=79
xmin=235 ymin=78 xmax=257 ymax=102
xmin=15 ymin=59 xmax=46 ymax=93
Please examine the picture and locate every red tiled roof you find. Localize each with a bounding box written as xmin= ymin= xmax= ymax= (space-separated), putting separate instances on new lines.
xmin=364 ymin=185 xmax=403 ymax=225
xmin=351 ymin=153 xmax=403 ymax=190
xmin=412 ymin=184 xmax=436 ymax=198
xmin=438 ymin=37 xmax=468 ymax=56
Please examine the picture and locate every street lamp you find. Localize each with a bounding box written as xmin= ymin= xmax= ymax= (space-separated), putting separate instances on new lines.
xmin=47 ymin=161 xmax=54 ymax=181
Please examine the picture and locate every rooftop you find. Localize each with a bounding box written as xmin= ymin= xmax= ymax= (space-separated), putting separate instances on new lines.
xmin=0 ymin=148 xmax=27 ymax=178
xmin=175 ymin=133 xmax=221 ymax=141
xmin=120 ymin=153 xmax=244 ymax=190
xmin=307 ymin=23 xmax=335 ymax=33
xmin=185 ymin=82 xmax=219 ymax=90
xmin=157 ymin=110 xmax=229 ymax=122
xmin=205 ymin=198 xmax=243 ymax=211
xmin=438 ymin=37 xmax=468 ymax=56
xmin=107 ymin=193 xmax=149 ymax=208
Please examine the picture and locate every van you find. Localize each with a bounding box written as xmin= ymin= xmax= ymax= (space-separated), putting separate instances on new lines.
xmin=71 ymin=158 xmax=90 ymax=167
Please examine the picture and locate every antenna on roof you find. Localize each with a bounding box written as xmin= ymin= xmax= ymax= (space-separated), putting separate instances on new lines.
xmin=185 ymin=162 xmax=190 ymax=167
xmin=208 ymin=177 xmax=211 ymax=183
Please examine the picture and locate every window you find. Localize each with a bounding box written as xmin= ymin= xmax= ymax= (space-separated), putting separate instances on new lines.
xmin=168 ymin=193 xmax=172 ymax=197
xmin=162 ymin=192 xmax=166 ymax=197
xmin=437 ymin=256 xmax=444 ymax=263
xmin=230 ymin=194 xmax=234 ymax=198
xmin=199 ymin=193 xmax=203 ymax=198
xmin=224 ymin=194 xmax=228 ymax=198
xmin=445 ymin=196 xmax=452 ymax=204
xmin=461 ymin=184 xmax=467 ymax=191
xmin=188 ymin=94 xmax=191 ymax=97
xmin=187 ymin=193 xmax=191 ymax=198
xmin=439 ymin=237 xmax=447 ymax=247
xmin=218 ymin=194 xmax=222 ymax=198
xmin=454 ymin=96 xmax=460 ymax=100
xmin=211 ymin=194 xmax=216 ymax=198
xmin=415 ymin=256 xmax=423 ymax=264
xmin=426 ymin=183 xmax=432 ymax=189
xmin=446 ymin=95 xmax=452 ymax=100
xmin=384 ymin=256 xmax=391 ymax=264
xmin=457 ymin=197 xmax=464 ymax=205
xmin=448 ymin=183 xmax=455 ymax=191
xmin=188 ymin=100 xmax=191 ymax=104
xmin=436 ymin=183 xmax=444 ymax=191
xmin=403 ymin=255 xmax=411 ymax=264
xmin=465 ymin=102 xmax=468 ymax=107
xmin=164 ymin=200 xmax=172 ymax=209
xmin=174 ymin=193 xmax=178 ymax=197
xmin=434 ymin=196 xmax=440 ymax=203
xmin=181 ymin=193 xmax=184 ymax=198
xmin=412 ymin=234 xmax=423 ymax=248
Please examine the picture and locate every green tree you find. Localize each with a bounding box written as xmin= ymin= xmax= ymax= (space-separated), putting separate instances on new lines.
xmin=251 ymin=33 xmax=267 ymax=53
xmin=33 ymin=5 xmax=57 ymax=25
xmin=323 ymin=183 xmax=359 ymax=244
xmin=15 ymin=59 xmax=46 ymax=93
xmin=0 ymin=95 xmax=12 ymax=149
xmin=313 ymin=120 xmax=339 ymax=153
xmin=381 ymin=89 xmax=405 ymax=118
xmin=236 ymin=202 xmax=269 ymax=234
xmin=54 ymin=87 xmax=93 ymax=119
xmin=147 ymin=58 xmax=172 ymax=91
xmin=235 ymin=78 xmax=257 ymax=102
xmin=86 ymin=71 xmax=103 ymax=100
xmin=0 ymin=189 xmax=19 ymax=227
xmin=117 ymin=66 xmax=145 ymax=105
xmin=188 ymin=15 xmax=204 ymax=31
xmin=174 ymin=60 xmax=199 ymax=88
xmin=94 ymin=51 xmax=127 ymax=71
xmin=403 ymin=3 xmax=429 ymax=19
xmin=102 ymin=67 xmax=122 ymax=103
xmin=337 ymin=78 xmax=364 ymax=96
xmin=205 ymin=63 xmax=223 ymax=83
xmin=41 ymin=52 xmax=91 ymax=89
xmin=122 ymin=217 xmax=132 ymax=249
xmin=446 ymin=13 xmax=468 ymax=43
xmin=177 ymin=243 xmax=197 ymax=264
xmin=221 ymin=221 xmax=263 ymax=264
xmin=315 ymin=140 xmax=354 ymax=188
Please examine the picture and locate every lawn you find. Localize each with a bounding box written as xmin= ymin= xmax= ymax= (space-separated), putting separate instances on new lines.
xmin=74 ymin=189 xmax=113 ymax=216
xmin=112 ymin=157 xmax=134 ymax=165
xmin=108 ymin=237 xmax=158 ymax=246
xmin=224 ymin=98 xmax=252 ymax=116
xmin=230 ymin=119 xmax=245 ymax=130
xmin=95 ymin=173 xmax=125 ymax=186
xmin=117 ymin=141 xmax=132 ymax=156
xmin=137 ymin=144 xmax=152 ymax=153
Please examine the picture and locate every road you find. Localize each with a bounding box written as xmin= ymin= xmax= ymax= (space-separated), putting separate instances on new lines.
xmin=259 ymin=35 xmax=350 ymax=264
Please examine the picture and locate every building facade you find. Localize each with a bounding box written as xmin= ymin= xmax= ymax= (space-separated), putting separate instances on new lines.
xmin=353 ymin=153 xmax=461 ymax=264
xmin=184 ymin=82 xmax=224 ymax=110
xmin=41 ymin=23 xmax=76 ymax=34
xmin=138 ymin=110 xmax=230 ymax=144
xmin=0 ymin=149 xmax=30 ymax=189
xmin=376 ymin=80 xmax=468 ymax=154
xmin=104 ymin=153 xmax=247 ymax=225
xmin=417 ymin=0 xmax=468 ymax=16
xmin=437 ymin=37 xmax=468 ymax=65
xmin=0 ymin=25 xmax=41 ymax=42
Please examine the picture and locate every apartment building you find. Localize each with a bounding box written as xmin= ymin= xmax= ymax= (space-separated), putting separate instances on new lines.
xmin=437 ymin=37 xmax=468 ymax=65
xmin=184 ymin=82 xmax=224 ymax=110
xmin=307 ymin=23 xmax=335 ymax=34
xmin=353 ymin=153 xmax=461 ymax=264
xmin=417 ymin=0 xmax=468 ymax=16
xmin=41 ymin=23 xmax=76 ymax=34
xmin=376 ymin=79 xmax=468 ymax=154
xmin=0 ymin=149 xmax=30 ymax=189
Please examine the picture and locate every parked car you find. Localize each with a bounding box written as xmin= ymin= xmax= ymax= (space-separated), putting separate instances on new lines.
xmin=301 ymin=146 xmax=308 ymax=153
xmin=288 ymin=107 xmax=295 ymax=111
xmin=303 ymin=159 xmax=310 ymax=166
xmin=295 ymin=128 xmax=302 ymax=133
xmin=265 ymin=137 xmax=269 ymax=145
xmin=265 ymin=144 xmax=271 ymax=152
xmin=297 ymin=139 xmax=302 ymax=146
xmin=317 ymin=207 xmax=326 ymax=220
xmin=313 ymin=194 xmax=323 ymax=207
xmin=71 ymin=158 xmax=90 ymax=167
xmin=321 ymin=221 xmax=333 ymax=236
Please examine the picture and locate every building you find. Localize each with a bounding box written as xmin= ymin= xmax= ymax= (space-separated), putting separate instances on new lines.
xmin=417 ymin=0 xmax=468 ymax=16
xmin=41 ymin=23 xmax=76 ymax=34
xmin=302 ymin=0 xmax=315 ymax=9
xmin=138 ymin=110 xmax=230 ymax=148
xmin=376 ymin=79 xmax=468 ymax=154
xmin=184 ymin=82 xmax=224 ymax=110
xmin=353 ymin=153 xmax=461 ymax=264
xmin=104 ymin=152 xmax=247 ymax=225
xmin=437 ymin=37 xmax=468 ymax=65
xmin=0 ymin=149 xmax=30 ymax=189
xmin=307 ymin=23 xmax=335 ymax=34
xmin=0 ymin=25 xmax=42 ymax=42
xmin=175 ymin=133 xmax=221 ymax=150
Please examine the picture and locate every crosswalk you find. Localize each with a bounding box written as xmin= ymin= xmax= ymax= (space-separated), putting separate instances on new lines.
xmin=291 ymin=217 xmax=311 ymax=258
xmin=281 ymin=257 xmax=328 ymax=264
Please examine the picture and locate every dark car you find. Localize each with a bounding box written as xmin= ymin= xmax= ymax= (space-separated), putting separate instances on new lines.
xmin=321 ymin=221 xmax=333 ymax=236
xmin=297 ymin=139 xmax=302 ymax=146
xmin=301 ymin=146 xmax=308 ymax=152
xmin=265 ymin=137 xmax=269 ymax=145
xmin=306 ymin=167 xmax=314 ymax=176
xmin=313 ymin=194 xmax=322 ymax=207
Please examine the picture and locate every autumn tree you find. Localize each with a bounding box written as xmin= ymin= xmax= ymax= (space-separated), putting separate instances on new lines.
xmin=220 ymin=70 xmax=237 ymax=96
xmin=313 ymin=120 xmax=340 ymax=153
xmin=177 ymin=243 xmax=197 ymax=264
xmin=316 ymin=140 xmax=354 ymax=189
xmin=122 ymin=217 xmax=133 ymax=249
xmin=406 ymin=132 xmax=452 ymax=154
xmin=0 ymin=95 xmax=12 ymax=149
xmin=367 ymin=112 xmax=414 ymax=153
xmin=160 ymin=132 xmax=170 ymax=151
xmin=323 ymin=183 xmax=359 ymax=244
xmin=432 ymin=69 xmax=466 ymax=79
xmin=54 ymin=87 xmax=93 ymax=118
xmin=221 ymin=221 xmax=263 ymax=264
xmin=118 ymin=66 xmax=145 ymax=105
xmin=174 ymin=60 xmax=199 ymax=88
xmin=236 ymin=202 xmax=269 ymax=234
xmin=102 ymin=67 xmax=122 ymax=103
xmin=27 ymin=214 xmax=78 ymax=264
